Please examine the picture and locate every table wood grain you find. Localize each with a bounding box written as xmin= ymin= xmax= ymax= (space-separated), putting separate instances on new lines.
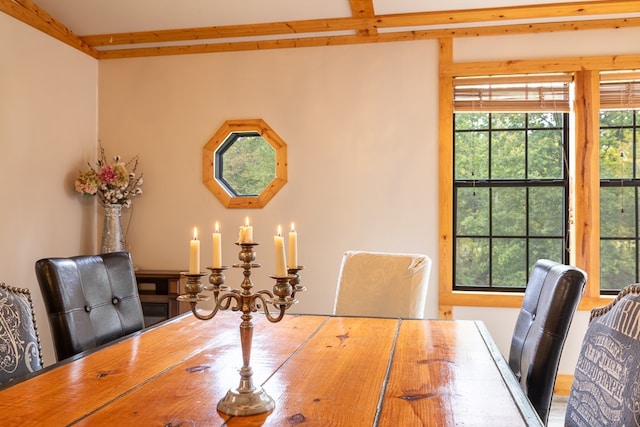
xmin=0 ymin=311 xmax=542 ymax=426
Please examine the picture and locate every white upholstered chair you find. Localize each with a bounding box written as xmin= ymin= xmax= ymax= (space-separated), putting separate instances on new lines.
xmin=333 ymin=251 xmax=432 ymax=319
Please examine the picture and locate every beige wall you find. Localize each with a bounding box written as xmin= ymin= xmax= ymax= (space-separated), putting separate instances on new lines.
xmin=1 ymin=13 xmax=98 ymax=365
xmin=98 ymin=40 xmax=441 ymax=319
xmin=97 ymin=27 xmax=640 ymax=378
xmin=4 ymin=8 xmax=640 ymax=378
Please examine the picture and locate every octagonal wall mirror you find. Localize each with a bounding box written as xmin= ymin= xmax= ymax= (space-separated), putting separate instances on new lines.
xmin=203 ymin=119 xmax=288 ymax=208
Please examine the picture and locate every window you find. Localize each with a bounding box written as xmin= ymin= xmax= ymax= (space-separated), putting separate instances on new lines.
xmin=600 ymin=75 xmax=640 ymax=292
xmin=453 ymin=76 xmax=571 ymax=291
xmin=439 ymin=41 xmax=640 ymax=312
xmin=203 ymin=119 xmax=287 ymax=209
xmin=215 ymin=132 xmax=276 ymax=197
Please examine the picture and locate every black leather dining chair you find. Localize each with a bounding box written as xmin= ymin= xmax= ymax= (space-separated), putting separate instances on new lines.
xmin=565 ymin=283 xmax=640 ymax=426
xmin=35 ymin=252 xmax=144 ymax=361
xmin=508 ymin=259 xmax=587 ymax=425
xmin=0 ymin=282 xmax=43 ymax=385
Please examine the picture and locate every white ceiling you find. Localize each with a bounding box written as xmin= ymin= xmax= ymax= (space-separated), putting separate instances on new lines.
xmin=33 ymin=0 xmax=592 ymax=36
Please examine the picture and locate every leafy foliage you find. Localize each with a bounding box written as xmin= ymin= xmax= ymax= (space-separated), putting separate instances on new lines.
xmin=454 ymin=112 xmax=566 ymax=289
xmin=599 ymin=110 xmax=640 ymax=291
xmin=455 ymin=105 xmax=640 ymax=292
xmin=221 ymin=135 xmax=276 ymax=196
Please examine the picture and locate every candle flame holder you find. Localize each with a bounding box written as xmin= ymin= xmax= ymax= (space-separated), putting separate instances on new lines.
xmin=178 ymin=242 xmax=304 ymax=416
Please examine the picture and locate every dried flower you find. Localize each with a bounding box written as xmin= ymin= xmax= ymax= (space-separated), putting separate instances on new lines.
xmin=74 ymin=144 xmax=143 ymax=207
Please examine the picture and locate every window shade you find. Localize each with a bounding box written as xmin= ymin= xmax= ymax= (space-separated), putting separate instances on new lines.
xmin=453 ymin=74 xmax=572 ymax=112
xmin=600 ymin=71 xmax=640 ymax=110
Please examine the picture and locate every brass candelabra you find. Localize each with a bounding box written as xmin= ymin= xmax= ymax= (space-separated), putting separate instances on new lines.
xmin=178 ymin=242 xmax=304 ymax=416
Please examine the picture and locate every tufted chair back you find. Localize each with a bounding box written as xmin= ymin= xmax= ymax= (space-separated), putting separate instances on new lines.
xmin=0 ymin=282 xmax=43 ymax=385
xmin=35 ymin=252 xmax=144 ymax=361
xmin=508 ymin=259 xmax=586 ymax=425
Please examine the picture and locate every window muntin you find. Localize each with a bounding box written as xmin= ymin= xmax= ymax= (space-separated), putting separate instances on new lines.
xmin=454 ymin=111 xmax=569 ymax=291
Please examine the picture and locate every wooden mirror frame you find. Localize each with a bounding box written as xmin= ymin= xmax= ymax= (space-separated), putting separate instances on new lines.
xmin=203 ymin=119 xmax=288 ymax=208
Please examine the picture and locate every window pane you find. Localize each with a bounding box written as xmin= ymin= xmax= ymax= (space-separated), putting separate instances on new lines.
xmin=492 ymin=238 xmax=527 ymax=287
xmin=455 ymin=238 xmax=490 ymax=287
xmin=600 ymin=128 xmax=634 ymax=179
xmin=455 ymin=113 xmax=489 ymax=130
xmin=529 ymin=187 xmax=564 ymax=236
xmin=600 ymin=239 xmax=636 ymax=291
xmin=455 ymin=131 xmax=489 ymax=180
xmin=528 ymin=112 xmax=563 ymax=128
xmin=600 ymin=110 xmax=633 ymax=127
xmin=220 ymin=135 xmax=276 ymax=196
xmin=454 ymin=110 xmax=568 ymax=291
xmin=491 ymin=131 xmax=525 ymax=179
xmin=491 ymin=113 xmax=525 ymax=129
xmin=601 ymin=187 xmax=636 ymax=237
xmin=529 ymin=238 xmax=564 ymax=264
xmin=456 ymin=187 xmax=489 ymax=235
xmin=492 ymin=187 xmax=526 ymax=236
xmin=636 ymin=126 xmax=640 ymax=177
xmin=599 ymin=106 xmax=640 ymax=293
xmin=528 ymin=129 xmax=564 ymax=179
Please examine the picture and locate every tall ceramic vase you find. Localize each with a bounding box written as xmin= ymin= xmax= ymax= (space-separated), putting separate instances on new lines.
xmin=101 ymin=204 xmax=125 ymax=253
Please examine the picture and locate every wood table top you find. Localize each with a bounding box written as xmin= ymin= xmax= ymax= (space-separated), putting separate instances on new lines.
xmin=0 ymin=311 xmax=542 ymax=426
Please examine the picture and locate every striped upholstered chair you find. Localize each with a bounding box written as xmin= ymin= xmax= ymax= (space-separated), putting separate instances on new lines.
xmin=566 ymin=284 xmax=640 ymax=426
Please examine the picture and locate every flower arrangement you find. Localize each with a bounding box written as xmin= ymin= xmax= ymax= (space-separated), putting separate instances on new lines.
xmin=74 ymin=145 xmax=143 ymax=207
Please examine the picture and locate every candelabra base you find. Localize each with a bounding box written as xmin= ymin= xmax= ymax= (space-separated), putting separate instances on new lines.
xmin=217 ymin=385 xmax=275 ymax=416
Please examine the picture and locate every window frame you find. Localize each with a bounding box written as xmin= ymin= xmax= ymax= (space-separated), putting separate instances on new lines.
xmin=599 ymin=109 xmax=640 ymax=293
xmin=452 ymin=111 xmax=571 ymax=292
xmin=438 ymin=38 xmax=617 ymax=315
xmin=202 ymin=119 xmax=287 ymax=209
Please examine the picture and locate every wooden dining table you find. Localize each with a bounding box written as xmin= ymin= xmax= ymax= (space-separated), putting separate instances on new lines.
xmin=0 ymin=311 xmax=542 ymax=426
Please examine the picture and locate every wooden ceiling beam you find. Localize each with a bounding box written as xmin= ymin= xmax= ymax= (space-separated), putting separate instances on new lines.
xmin=0 ymin=0 xmax=97 ymax=57
xmin=81 ymin=17 xmax=366 ymax=47
xmin=3 ymin=0 xmax=640 ymax=58
xmin=349 ymin=0 xmax=377 ymax=36
xmin=96 ymin=15 xmax=640 ymax=60
xmin=82 ymin=0 xmax=640 ymax=48
xmin=376 ymin=0 xmax=640 ymax=27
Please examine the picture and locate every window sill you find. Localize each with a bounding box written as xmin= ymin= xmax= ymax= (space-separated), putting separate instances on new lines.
xmin=439 ymin=291 xmax=615 ymax=312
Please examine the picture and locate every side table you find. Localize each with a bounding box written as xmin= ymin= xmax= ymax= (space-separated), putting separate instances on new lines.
xmin=135 ymin=270 xmax=190 ymax=326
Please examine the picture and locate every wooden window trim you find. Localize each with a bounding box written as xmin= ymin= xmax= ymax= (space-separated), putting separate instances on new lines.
xmin=202 ymin=119 xmax=288 ymax=209
xmin=437 ymin=38 xmax=638 ymax=317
